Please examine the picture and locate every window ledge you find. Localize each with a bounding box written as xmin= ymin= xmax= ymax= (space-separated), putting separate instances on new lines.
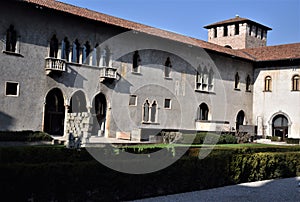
xmin=234 ymin=88 xmax=241 ymax=91
xmin=142 ymin=122 xmax=160 ymax=125
xmin=263 ymin=90 xmax=272 ymax=92
xmin=164 ymin=77 xmax=172 ymax=80
xmin=2 ymin=50 xmax=23 ymax=57
xmin=67 ymin=61 xmax=82 ymax=66
xmin=291 ymin=90 xmax=300 ymax=92
xmin=246 ymin=90 xmax=252 ymax=93
xmin=131 ymin=72 xmax=142 ymax=75
xmin=194 ymin=89 xmax=215 ymax=94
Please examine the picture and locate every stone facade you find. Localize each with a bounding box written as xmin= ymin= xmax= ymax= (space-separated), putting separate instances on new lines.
xmin=0 ymin=1 xmax=299 ymax=144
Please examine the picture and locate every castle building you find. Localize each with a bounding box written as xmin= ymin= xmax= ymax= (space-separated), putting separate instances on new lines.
xmin=0 ymin=0 xmax=299 ymax=144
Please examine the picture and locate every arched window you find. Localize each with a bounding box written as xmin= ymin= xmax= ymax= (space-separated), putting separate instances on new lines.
xmin=236 ymin=110 xmax=245 ymax=131
xmin=150 ymin=101 xmax=157 ymax=123
xmin=5 ymin=25 xmax=17 ymax=52
xmin=132 ymin=50 xmax=141 ymax=73
xmin=246 ymin=75 xmax=251 ymax=91
xmin=272 ymin=114 xmax=288 ymax=139
xmin=234 ymin=72 xmax=240 ymax=89
xmin=264 ymin=76 xmax=272 ymax=91
xmin=72 ymin=39 xmax=80 ymax=63
xmin=198 ymin=103 xmax=209 ymax=121
xmin=292 ymin=75 xmax=300 ymax=91
xmin=69 ymin=91 xmax=87 ymax=113
xmin=143 ymin=100 xmax=150 ymax=122
xmin=49 ymin=34 xmax=58 ymax=58
xmin=164 ymin=57 xmax=172 ymax=78
xmin=61 ymin=37 xmax=70 ymax=61
xmin=208 ymin=69 xmax=214 ymax=91
xmin=82 ymin=41 xmax=90 ymax=64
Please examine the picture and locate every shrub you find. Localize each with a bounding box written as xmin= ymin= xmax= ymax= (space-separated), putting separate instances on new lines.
xmin=286 ymin=138 xmax=300 ymax=144
xmin=0 ymin=131 xmax=53 ymax=142
xmin=181 ymin=132 xmax=237 ymax=145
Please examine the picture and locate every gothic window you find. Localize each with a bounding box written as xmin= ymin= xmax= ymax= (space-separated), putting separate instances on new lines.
xmin=91 ymin=43 xmax=98 ymax=66
xmin=49 ymin=34 xmax=58 ymax=58
xmin=234 ymin=72 xmax=240 ymax=89
xmin=164 ymin=57 xmax=172 ymax=78
xmin=132 ymin=50 xmax=141 ymax=73
xmin=292 ymin=75 xmax=300 ymax=91
xmin=198 ymin=103 xmax=209 ymax=121
xmin=235 ymin=23 xmax=239 ymax=35
xmin=246 ymin=75 xmax=251 ymax=91
xmin=5 ymin=25 xmax=17 ymax=52
xmin=143 ymin=100 xmax=150 ymax=122
xmin=196 ymin=71 xmax=202 ymax=90
xmin=196 ymin=66 xmax=214 ymax=92
xmin=223 ymin=25 xmax=228 ymax=37
xmin=208 ymin=69 xmax=214 ymax=91
xmin=202 ymin=67 xmax=209 ymax=91
xmin=150 ymin=101 xmax=157 ymax=123
xmin=264 ymin=76 xmax=272 ymax=92
xmin=82 ymin=41 xmax=90 ymax=64
xmin=71 ymin=39 xmax=80 ymax=63
xmin=61 ymin=37 xmax=70 ymax=61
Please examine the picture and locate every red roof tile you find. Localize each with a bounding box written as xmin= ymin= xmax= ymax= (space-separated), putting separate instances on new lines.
xmin=21 ymin=0 xmax=300 ymax=62
xmin=241 ymin=43 xmax=300 ymax=61
xmin=204 ymin=16 xmax=272 ymax=30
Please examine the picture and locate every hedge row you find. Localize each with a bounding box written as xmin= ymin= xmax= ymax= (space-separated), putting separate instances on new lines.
xmin=0 ymin=146 xmax=300 ymax=201
xmin=181 ymin=132 xmax=237 ymax=144
xmin=0 ymin=131 xmax=53 ymax=142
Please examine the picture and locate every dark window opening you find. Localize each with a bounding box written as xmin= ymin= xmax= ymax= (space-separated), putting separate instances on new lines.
xmin=235 ymin=23 xmax=239 ymax=35
xmin=6 ymin=25 xmax=17 ymax=52
xmin=143 ymin=100 xmax=150 ymax=122
xmin=249 ymin=25 xmax=252 ymax=36
xmin=82 ymin=41 xmax=91 ymax=64
xmin=62 ymin=37 xmax=70 ymax=61
xmin=223 ymin=25 xmax=228 ymax=36
xmin=132 ymin=50 xmax=141 ymax=73
xmin=164 ymin=57 xmax=172 ymax=78
xmin=214 ymin=27 xmax=218 ymax=38
xmin=49 ymin=34 xmax=59 ymax=58
xmin=225 ymin=45 xmax=232 ymax=49
xmin=235 ymin=72 xmax=240 ymax=89
xmin=246 ymin=75 xmax=251 ymax=91
xmin=72 ymin=39 xmax=80 ymax=63
xmin=261 ymin=30 xmax=264 ymax=39
xmin=5 ymin=82 xmax=19 ymax=96
xmin=255 ymin=27 xmax=259 ymax=37
xmin=236 ymin=110 xmax=245 ymax=131
xmin=198 ymin=103 xmax=209 ymax=121
xmin=164 ymin=99 xmax=171 ymax=109
xmin=150 ymin=101 xmax=157 ymax=123
xmin=129 ymin=95 xmax=137 ymax=106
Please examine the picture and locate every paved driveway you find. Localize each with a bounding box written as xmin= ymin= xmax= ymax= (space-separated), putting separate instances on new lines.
xmin=132 ymin=177 xmax=300 ymax=202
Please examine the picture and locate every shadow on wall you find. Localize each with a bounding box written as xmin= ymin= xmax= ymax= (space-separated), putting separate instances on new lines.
xmin=0 ymin=111 xmax=15 ymax=131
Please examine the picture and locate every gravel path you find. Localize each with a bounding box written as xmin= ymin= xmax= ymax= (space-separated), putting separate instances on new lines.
xmin=132 ymin=177 xmax=300 ymax=202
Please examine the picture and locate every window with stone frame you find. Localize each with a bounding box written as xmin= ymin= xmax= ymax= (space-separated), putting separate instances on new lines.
xmin=61 ymin=37 xmax=70 ymax=61
xmin=71 ymin=39 xmax=81 ymax=63
xmin=197 ymin=103 xmax=209 ymax=121
xmin=235 ymin=23 xmax=240 ymax=35
xmin=214 ymin=27 xmax=217 ymax=38
xmin=264 ymin=76 xmax=272 ymax=92
xmin=142 ymin=100 xmax=158 ymax=123
xmin=129 ymin=95 xmax=137 ymax=106
xmin=196 ymin=66 xmax=214 ymax=92
xmin=5 ymin=81 xmax=19 ymax=97
xmin=82 ymin=41 xmax=91 ymax=64
xmin=223 ymin=25 xmax=228 ymax=37
xmin=164 ymin=98 xmax=171 ymax=109
xmin=292 ymin=75 xmax=300 ymax=91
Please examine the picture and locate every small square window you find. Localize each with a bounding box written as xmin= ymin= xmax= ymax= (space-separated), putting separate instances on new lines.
xmin=129 ymin=95 xmax=137 ymax=106
xmin=5 ymin=81 xmax=19 ymax=96
xmin=164 ymin=99 xmax=171 ymax=109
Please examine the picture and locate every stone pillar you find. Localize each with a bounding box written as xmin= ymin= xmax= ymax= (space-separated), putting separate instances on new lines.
xmin=63 ymin=105 xmax=69 ymax=139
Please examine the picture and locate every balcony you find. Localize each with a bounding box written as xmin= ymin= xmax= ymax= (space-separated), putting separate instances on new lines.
xmin=45 ymin=57 xmax=67 ymax=75
xmin=99 ymin=66 xmax=117 ymax=82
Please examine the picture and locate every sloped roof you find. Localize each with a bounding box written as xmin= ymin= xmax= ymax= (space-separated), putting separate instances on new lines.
xmin=204 ymin=16 xmax=272 ymax=30
xmin=242 ymin=43 xmax=300 ymax=61
xmin=20 ymin=0 xmax=300 ymax=62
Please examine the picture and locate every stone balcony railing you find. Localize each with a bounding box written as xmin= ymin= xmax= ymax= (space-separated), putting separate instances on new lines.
xmin=45 ymin=57 xmax=67 ymax=75
xmin=99 ymin=66 xmax=117 ymax=82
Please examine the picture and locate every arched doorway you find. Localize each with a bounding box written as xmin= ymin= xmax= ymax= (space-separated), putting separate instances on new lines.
xmin=68 ymin=91 xmax=87 ymax=113
xmin=272 ymin=115 xmax=288 ymax=140
xmin=236 ymin=110 xmax=245 ymax=131
xmin=91 ymin=93 xmax=107 ymax=136
xmin=44 ymin=88 xmax=65 ymax=136
xmin=198 ymin=103 xmax=209 ymax=121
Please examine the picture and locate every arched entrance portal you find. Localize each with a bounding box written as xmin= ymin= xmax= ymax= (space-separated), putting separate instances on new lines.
xmin=44 ymin=88 xmax=65 ymax=136
xmin=92 ymin=93 xmax=107 ymax=136
xmin=69 ymin=91 xmax=87 ymax=113
xmin=236 ymin=110 xmax=245 ymax=131
xmin=272 ymin=115 xmax=288 ymax=140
